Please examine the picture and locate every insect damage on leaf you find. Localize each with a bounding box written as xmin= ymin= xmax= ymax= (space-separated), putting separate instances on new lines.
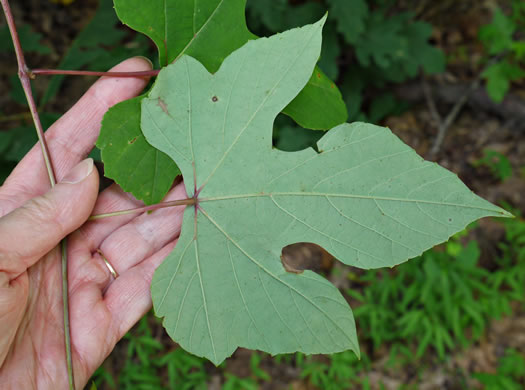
xmin=140 ymin=17 xmax=512 ymax=365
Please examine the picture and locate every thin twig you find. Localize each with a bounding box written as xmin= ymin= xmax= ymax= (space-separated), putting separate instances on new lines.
xmin=0 ymin=1 xmax=74 ymax=388
xmin=428 ymin=55 xmax=505 ymax=158
xmin=31 ymin=69 xmax=160 ymax=78
xmin=421 ymin=78 xmax=442 ymax=125
xmin=89 ymin=198 xmax=195 ymax=221
xmin=429 ymin=79 xmax=480 ymax=157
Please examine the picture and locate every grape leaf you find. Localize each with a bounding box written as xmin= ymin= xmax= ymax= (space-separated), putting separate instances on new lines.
xmin=140 ymin=18 xmax=511 ymax=364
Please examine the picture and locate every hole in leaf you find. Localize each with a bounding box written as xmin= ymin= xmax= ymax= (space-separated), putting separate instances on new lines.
xmin=212 ymin=96 xmax=218 ymax=102
xmin=281 ymin=243 xmax=333 ymax=274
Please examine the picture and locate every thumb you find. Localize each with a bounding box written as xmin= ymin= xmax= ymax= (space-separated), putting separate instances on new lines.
xmin=0 ymin=158 xmax=99 ymax=278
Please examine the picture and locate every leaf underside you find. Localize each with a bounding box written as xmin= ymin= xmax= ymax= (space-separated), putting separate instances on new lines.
xmin=140 ymin=19 xmax=510 ymax=364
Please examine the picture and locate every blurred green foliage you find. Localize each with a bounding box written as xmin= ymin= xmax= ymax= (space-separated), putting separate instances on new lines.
xmin=245 ymin=0 xmax=446 ymax=152
xmin=347 ymin=216 xmax=525 ymax=360
xmin=479 ymin=0 xmax=525 ymax=102
xmin=41 ymin=0 xmax=152 ymax=105
xmin=474 ymin=149 xmax=513 ymax=181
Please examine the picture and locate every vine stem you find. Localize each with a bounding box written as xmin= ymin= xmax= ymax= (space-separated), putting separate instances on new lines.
xmin=0 ymin=1 xmax=74 ymax=389
xmin=1 ymin=0 xmax=56 ymax=185
xmin=31 ymin=69 xmax=160 ymax=78
xmin=89 ymin=198 xmax=195 ymax=221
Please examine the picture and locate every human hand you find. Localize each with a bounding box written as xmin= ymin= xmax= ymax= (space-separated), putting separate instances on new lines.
xmin=0 ymin=58 xmax=186 ymax=389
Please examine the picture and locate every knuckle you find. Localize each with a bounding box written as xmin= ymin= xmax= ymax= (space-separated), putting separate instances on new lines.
xmin=22 ymin=194 xmax=64 ymax=233
xmin=0 ymin=192 xmax=19 ymax=219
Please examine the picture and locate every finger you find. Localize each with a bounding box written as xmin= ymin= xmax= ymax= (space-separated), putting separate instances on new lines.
xmin=67 ymin=240 xmax=176 ymax=379
xmin=69 ymin=182 xmax=185 ymax=292
xmin=97 ymin=183 xmax=186 ymax=275
xmin=1 ymin=57 xmax=152 ymax=211
xmin=78 ymin=179 xmax=185 ymax=252
xmin=66 ymin=238 xmax=115 ymax=296
xmin=0 ymin=159 xmax=98 ymax=279
xmin=105 ymin=240 xmax=177 ymax=338
xmin=68 ymin=183 xmax=145 ymax=293
xmin=78 ymin=183 xmax=145 ymax=252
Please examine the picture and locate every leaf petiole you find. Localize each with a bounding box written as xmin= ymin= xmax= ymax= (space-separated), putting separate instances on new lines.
xmin=89 ymin=198 xmax=195 ymax=221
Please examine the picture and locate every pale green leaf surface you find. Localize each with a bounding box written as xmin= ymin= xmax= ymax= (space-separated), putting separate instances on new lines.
xmin=96 ymin=97 xmax=180 ymax=204
xmin=141 ymin=19 xmax=510 ymax=365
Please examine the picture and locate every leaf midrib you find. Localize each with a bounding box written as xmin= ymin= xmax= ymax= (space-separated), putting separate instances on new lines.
xmin=198 ymin=192 xmax=508 ymax=215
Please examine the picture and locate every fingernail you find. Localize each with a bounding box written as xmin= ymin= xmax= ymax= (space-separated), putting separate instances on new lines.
xmin=135 ymin=56 xmax=153 ymax=69
xmin=62 ymin=158 xmax=94 ymax=184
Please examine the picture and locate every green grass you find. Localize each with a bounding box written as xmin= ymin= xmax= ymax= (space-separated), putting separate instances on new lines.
xmin=348 ymin=215 xmax=525 ymax=360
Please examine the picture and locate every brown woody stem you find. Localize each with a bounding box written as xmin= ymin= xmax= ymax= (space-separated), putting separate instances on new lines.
xmin=89 ymin=198 xmax=196 ymax=221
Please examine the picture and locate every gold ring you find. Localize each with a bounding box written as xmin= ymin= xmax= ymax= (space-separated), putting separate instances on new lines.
xmin=97 ymin=250 xmax=119 ymax=279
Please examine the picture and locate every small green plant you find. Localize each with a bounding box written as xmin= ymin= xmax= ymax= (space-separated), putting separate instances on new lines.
xmin=479 ymin=1 xmax=525 ymax=102
xmin=299 ymin=350 xmax=372 ymax=390
xmin=222 ymin=374 xmax=258 ymax=390
xmin=473 ymin=149 xmax=513 ymax=181
xmin=473 ymin=349 xmax=525 ymax=390
xmin=493 ymin=206 xmax=525 ymax=304
xmin=348 ymin=226 xmax=522 ymax=360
